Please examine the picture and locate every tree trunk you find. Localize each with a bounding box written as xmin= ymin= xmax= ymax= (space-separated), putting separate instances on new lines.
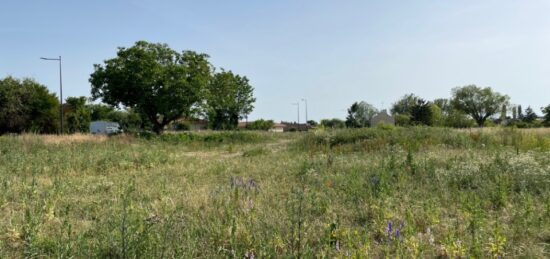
xmin=152 ymin=123 xmax=164 ymax=135
xmin=476 ymin=118 xmax=485 ymax=127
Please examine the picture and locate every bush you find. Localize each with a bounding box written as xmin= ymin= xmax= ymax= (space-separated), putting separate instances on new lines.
xmin=394 ymin=114 xmax=411 ymax=126
xmin=245 ymin=119 xmax=274 ymax=131
xmin=320 ymin=118 xmax=346 ymax=129
xmin=376 ymin=123 xmax=395 ymax=130
xmin=173 ymin=122 xmax=190 ymax=131
xmin=444 ymin=110 xmax=475 ymax=128
xmin=509 ymin=120 xmax=543 ymax=128
xmin=484 ymin=120 xmax=497 ymax=127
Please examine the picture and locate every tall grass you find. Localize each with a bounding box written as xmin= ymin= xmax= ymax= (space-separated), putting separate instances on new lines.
xmin=296 ymin=126 xmax=550 ymax=152
xmin=0 ymin=128 xmax=549 ymax=257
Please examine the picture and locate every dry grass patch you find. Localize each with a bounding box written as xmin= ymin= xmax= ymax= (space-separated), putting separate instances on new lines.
xmin=18 ymin=133 xmax=108 ymax=145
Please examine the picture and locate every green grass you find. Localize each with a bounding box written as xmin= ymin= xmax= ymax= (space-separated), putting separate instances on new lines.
xmin=0 ymin=128 xmax=549 ymax=258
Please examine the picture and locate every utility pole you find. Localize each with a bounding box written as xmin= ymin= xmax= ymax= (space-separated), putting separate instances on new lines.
xmin=40 ymin=56 xmax=63 ymax=134
xmin=292 ymin=102 xmax=300 ymax=124
xmin=301 ymin=98 xmax=308 ymax=124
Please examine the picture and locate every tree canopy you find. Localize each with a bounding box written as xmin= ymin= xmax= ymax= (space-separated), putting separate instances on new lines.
xmin=0 ymin=77 xmax=59 ymax=134
xmin=391 ymin=94 xmax=419 ymax=116
xmin=410 ymin=99 xmax=433 ymax=126
xmin=433 ymin=98 xmax=452 ymax=115
xmin=451 ymin=85 xmax=509 ymax=127
xmin=90 ymin=41 xmax=212 ymax=134
xmin=345 ymin=101 xmax=378 ymax=128
xmin=205 ymin=70 xmax=255 ymax=130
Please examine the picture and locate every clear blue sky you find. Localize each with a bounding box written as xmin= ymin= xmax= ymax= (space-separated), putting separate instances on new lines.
xmin=2 ymin=0 xmax=549 ymax=122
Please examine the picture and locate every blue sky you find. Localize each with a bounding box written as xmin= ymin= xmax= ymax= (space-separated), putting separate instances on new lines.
xmin=1 ymin=0 xmax=550 ymax=122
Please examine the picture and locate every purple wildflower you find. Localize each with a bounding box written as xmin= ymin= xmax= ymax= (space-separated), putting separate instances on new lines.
xmin=387 ymin=221 xmax=393 ymax=236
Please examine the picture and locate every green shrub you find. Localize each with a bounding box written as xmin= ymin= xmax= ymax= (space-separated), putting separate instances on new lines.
xmin=245 ymin=119 xmax=274 ymax=131
xmin=394 ymin=114 xmax=411 ymax=126
xmin=173 ymin=122 xmax=190 ymax=131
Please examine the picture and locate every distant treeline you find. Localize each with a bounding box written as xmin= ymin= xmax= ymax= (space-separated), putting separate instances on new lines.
xmin=318 ymin=85 xmax=550 ymax=129
xmin=0 ymin=78 xmax=145 ymax=134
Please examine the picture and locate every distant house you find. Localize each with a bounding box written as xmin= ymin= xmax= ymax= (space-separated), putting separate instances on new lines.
xmin=370 ymin=110 xmax=395 ymax=126
xmin=269 ymin=123 xmax=286 ymax=132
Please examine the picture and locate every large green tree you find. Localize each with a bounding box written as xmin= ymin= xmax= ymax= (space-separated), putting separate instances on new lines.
xmin=451 ymin=85 xmax=509 ymax=127
xmin=90 ymin=41 xmax=212 ymax=134
xmin=391 ymin=94 xmax=419 ymax=116
xmin=0 ymin=77 xmax=59 ymax=134
xmin=522 ymin=106 xmax=537 ymax=123
xmin=205 ymin=70 xmax=255 ymax=130
xmin=89 ymin=104 xmax=115 ymax=121
xmin=410 ymin=99 xmax=433 ymax=126
xmin=345 ymin=101 xmax=378 ymax=128
xmin=433 ymin=98 xmax=452 ymax=115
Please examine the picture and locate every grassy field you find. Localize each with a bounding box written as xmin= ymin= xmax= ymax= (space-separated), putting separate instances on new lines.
xmin=1 ymin=128 xmax=549 ymax=258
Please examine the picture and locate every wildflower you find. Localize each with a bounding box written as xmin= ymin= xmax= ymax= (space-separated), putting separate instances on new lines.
xmin=45 ymin=205 xmax=55 ymax=221
xmin=229 ymin=176 xmax=260 ymax=193
xmin=451 ymin=239 xmax=465 ymax=257
xmin=427 ymin=228 xmax=435 ymax=245
xmin=405 ymin=236 xmax=420 ymax=256
xmin=386 ymin=220 xmax=404 ymax=241
xmin=487 ymin=234 xmax=506 ymax=258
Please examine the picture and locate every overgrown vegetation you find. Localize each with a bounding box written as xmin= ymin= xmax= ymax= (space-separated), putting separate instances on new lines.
xmin=0 ymin=77 xmax=59 ymax=134
xmin=244 ymin=119 xmax=274 ymax=131
xmin=1 ymin=128 xmax=549 ymax=257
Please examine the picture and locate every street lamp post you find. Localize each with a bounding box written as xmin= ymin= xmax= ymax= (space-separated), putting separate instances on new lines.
xmin=292 ymin=102 xmax=300 ymax=124
xmin=301 ymin=98 xmax=308 ymax=124
xmin=40 ymin=56 xmax=63 ymax=134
